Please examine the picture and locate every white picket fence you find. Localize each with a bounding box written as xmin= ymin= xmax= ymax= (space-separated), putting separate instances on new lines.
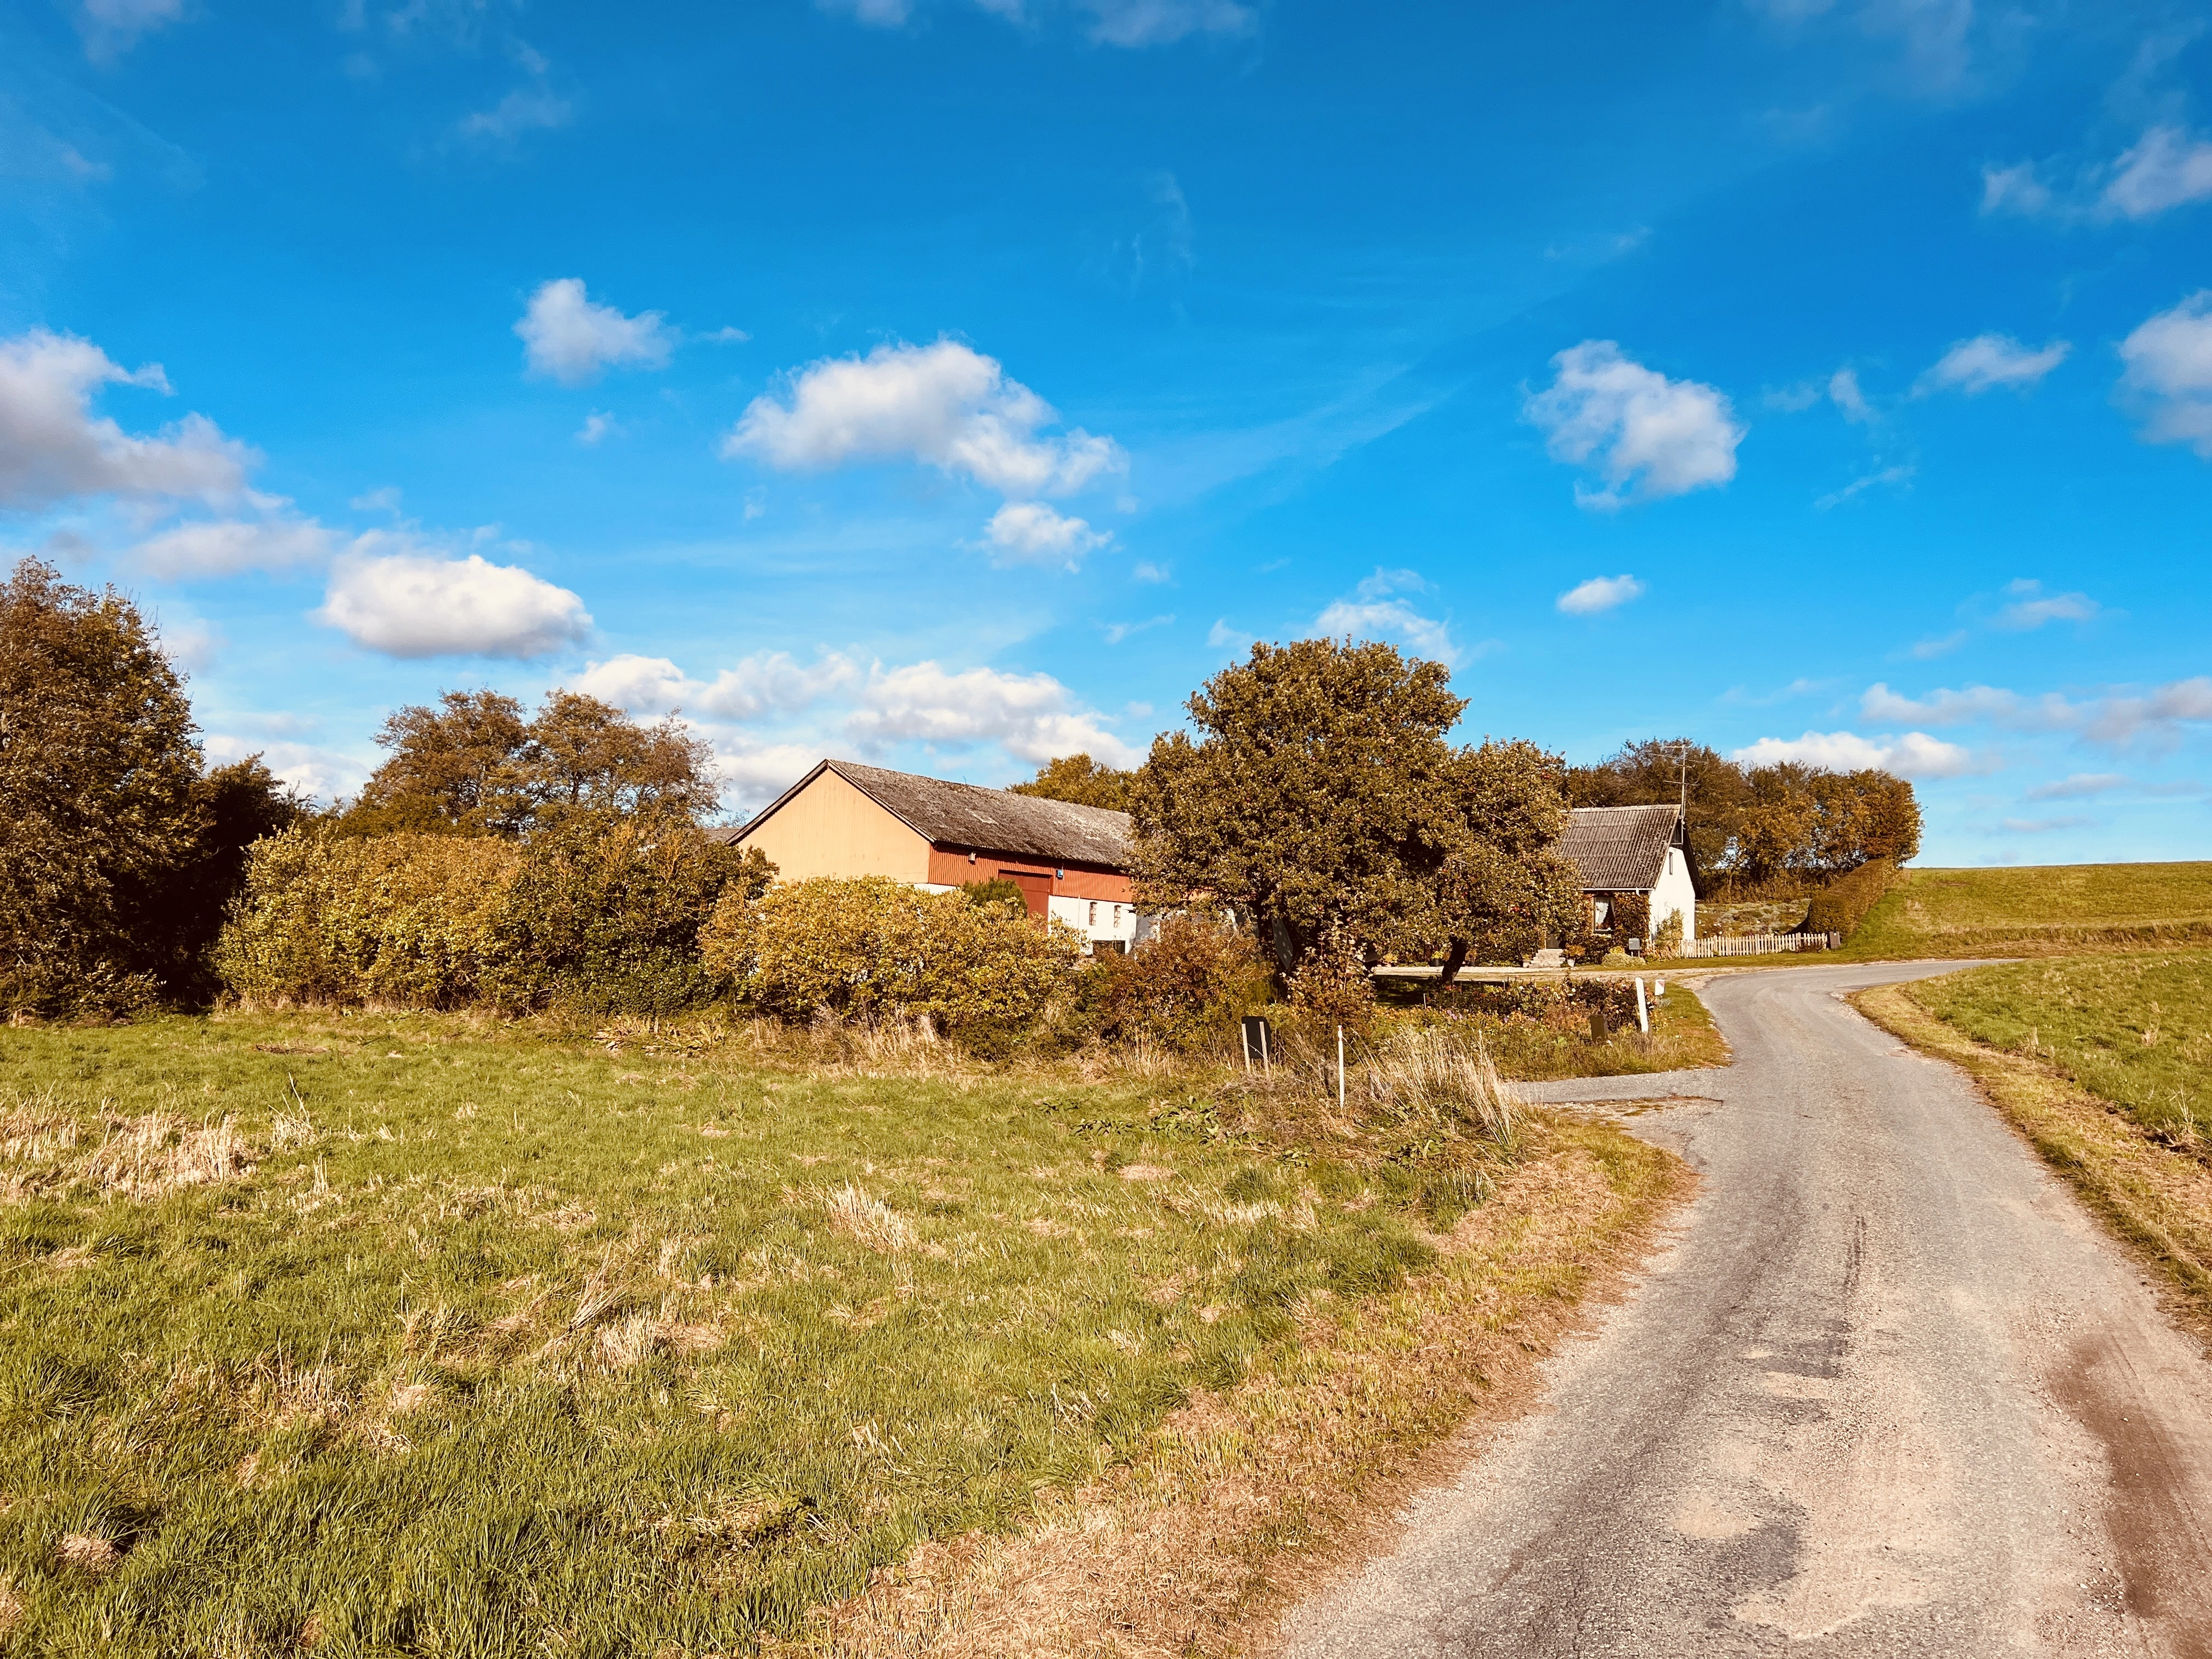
xmin=1675 ymin=931 xmax=1843 ymax=958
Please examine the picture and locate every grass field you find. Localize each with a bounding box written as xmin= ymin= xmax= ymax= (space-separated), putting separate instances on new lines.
xmin=0 ymin=1009 xmax=1649 ymax=1656
xmin=1859 ymin=948 xmax=2212 ymax=1326
xmin=1849 ymin=862 xmax=2212 ymax=958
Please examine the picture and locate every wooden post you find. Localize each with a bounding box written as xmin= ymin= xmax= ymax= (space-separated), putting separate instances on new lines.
xmin=1336 ymin=1025 xmax=1346 ymax=1111
xmin=1635 ymin=975 xmax=1650 ymax=1035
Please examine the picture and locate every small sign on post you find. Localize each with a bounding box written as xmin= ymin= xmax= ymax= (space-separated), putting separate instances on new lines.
xmin=1589 ymin=1011 xmax=1608 ymax=1041
xmin=1240 ymin=1015 xmax=1273 ymax=1079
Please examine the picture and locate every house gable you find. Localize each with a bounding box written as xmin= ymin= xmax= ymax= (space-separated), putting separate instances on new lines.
xmin=732 ymin=763 xmax=932 ymax=885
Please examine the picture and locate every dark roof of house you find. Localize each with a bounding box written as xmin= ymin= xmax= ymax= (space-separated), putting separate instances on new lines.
xmin=735 ymin=758 xmax=1133 ymax=868
xmin=1560 ymin=804 xmax=1686 ymax=893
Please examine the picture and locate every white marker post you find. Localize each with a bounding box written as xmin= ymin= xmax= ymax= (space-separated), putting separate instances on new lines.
xmin=1336 ymin=1024 xmax=1346 ymax=1111
xmin=1635 ymin=975 xmax=1650 ymax=1036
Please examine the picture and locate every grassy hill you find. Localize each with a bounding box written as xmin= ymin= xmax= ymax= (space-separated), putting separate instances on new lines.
xmin=1849 ymin=862 xmax=2212 ymax=959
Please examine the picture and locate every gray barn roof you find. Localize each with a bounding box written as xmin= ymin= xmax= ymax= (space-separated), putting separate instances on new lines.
xmin=1560 ymin=804 xmax=1687 ymax=893
xmin=736 ymin=759 xmax=1133 ymax=869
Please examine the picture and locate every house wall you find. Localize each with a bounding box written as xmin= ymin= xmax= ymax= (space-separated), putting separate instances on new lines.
xmin=1650 ymin=847 xmax=1697 ymax=943
xmin=735 ymin=770 xmax=932 ymax=884
xmin=923 ymin=848 xmax=1137 ymax=946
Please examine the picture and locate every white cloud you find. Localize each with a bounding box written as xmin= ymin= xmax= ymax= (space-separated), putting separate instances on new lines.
xmin=1556 ymin=573 xmax=1644 ymax=616
xmin=203 ymin=732 xmax=368 ymax=805
xmin=79 ymin=0 xmax=185 ymax=55
xmin=2102 ymin=126 xmax=2212 ymax=220
xmin=1827 ymin=368 xmax=1872 ymax=424
xmin=1814 ymin=463 xmax=1914 ymax=510
xmin=458 ymin=87 xmax=573 ymax=143
xmin=317 ymin=543 xmax=591 ymax=658
xmin=1916 ymin=333 xmax=2069 ymax=396
xmin=1207 ymin=618 xmax=1252 ymax=651
xmin=1315 ymin=568 xmax=1457 ymax=663
xmin=1131 ymin=560 xmax=1170 ymax=583
xmin=1983 ymin=127 xmax=2212 ymax=225
xmin=575 ymin=411 xmax=617 ymax=445
xmin=722 ymin=339 xmax=1123 ymax=498
xmin=1863 ymin=676 xmax=2212 ymax=749
xmin=1999 ymin=814 xmax=2094 ymax=834
xmin=129 ymin=514 xmax=338 ymax=578
xmin=1733 ymin=729 xmax=1982 ymax=779
xmin=815 ymin=0 xmax=915 ymax=25
xmin=1980 ymin=161 xmax=2053 ymax=217
xmin=983 ymin=501 xmax=1110 ymax=569
xmin=572 ymin=650 xmax=860 ymax=721
xmin=1909 ymin=629 xmax=1967 ymax=659
xmin=1080 ymin=0 xmax=1254 ymax=46
xmin=516 ymin=279 xmax=674 ymax=385
xmin=1524 ymin=341 xmax=1744 ymax=509
xmin=1102 ymin=614 xmax=1173 ymax=644
xmin=0 ymin=329 xmax=252 ymax=510
xmin=2119 ymin=291 xmax=2212 ymax=457
xmin=848 ymin=661 xmax=1141 ymax=767
xmin=1994 ymin=578 xmax=2098 ymax=629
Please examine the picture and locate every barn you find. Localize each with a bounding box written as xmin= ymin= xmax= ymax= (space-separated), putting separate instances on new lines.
xmin=1560 ymin=804 xmax=1699 ymax=949
xmin=721 ymin=759 xmax=1139 ymax=949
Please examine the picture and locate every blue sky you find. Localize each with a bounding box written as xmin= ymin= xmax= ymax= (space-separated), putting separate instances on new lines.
xmin=4 ymin=0 xmax=2211 ymax=864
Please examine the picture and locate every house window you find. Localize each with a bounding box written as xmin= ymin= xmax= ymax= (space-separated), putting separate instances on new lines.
xmin=1088 ymin=901 xmax=1098 ymax=927
xmin=1593 ymin=899 xmax=1611 ymax=929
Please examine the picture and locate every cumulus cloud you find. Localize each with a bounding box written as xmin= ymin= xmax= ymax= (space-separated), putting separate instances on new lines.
xmin=516 ymin=279 xmax=674 ymax=385
xmin=721 ymin=339 xmax=1123 ymax=498
xmin=317 ymin=543 xmax=591 ymax=658
xmin=0 ymin=330 xmax=252 ymax=510
xmin=1556 ymin=573 xmax=1644 ymax=616
xmin=2119 ymin=291 xmax=2212 ymax=456
xmin=848 ymin=662 xmax=1141 ymax=766
xmin=571 ymin=650 xmax=859 ymax=720
xmin=1733 ymin=730 xmax=1981 ymax=779
xmin=983 ymin=501 xmax=1111 ymax=569
xmin=1523 ymin=341 xmax=1744 ymax=509
xmin=1863 ymin=676 xmax=2212 ymax=749
xmin=1916 ymin=333 xmax=2070 ymax=397
xmin=203 ymin=732 xmax=367 ymax=805
xmin=1315 ymin=568 xmax=1457 ymax=663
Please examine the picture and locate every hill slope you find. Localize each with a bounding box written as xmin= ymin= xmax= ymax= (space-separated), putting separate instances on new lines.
xmin=1852 ymin=862 xmax=2212 ymax=958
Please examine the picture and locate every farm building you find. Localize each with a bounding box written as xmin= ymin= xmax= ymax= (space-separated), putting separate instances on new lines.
xmin=1560 ymin=804 xmax=1699 ymax=948
xmin=721 ymin=759 xmax=1140 ymax=949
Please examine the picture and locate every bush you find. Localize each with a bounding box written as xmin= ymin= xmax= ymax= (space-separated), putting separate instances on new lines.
xmin=1285 ymin=925 xmax=1377 ymax=1041
xmin=1081 ymin=914 xmax=1271 ymax=1052
xmin=959 ymin=877 xmax=1027 ymax=911
xmin=1802 ymin=857 xmax=1898 ymax=939
xmin=698 ymin=876 xmax=1082 ymax=1039
xmin=215 ymin=830 xmax=520 ymax=1008
xmin=216 ymin=818 xmax=770 ymax=1014
xmin=479 ymin=815 xmax=772 ymax=1015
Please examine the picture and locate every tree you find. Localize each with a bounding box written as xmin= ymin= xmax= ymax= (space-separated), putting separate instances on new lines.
xmin=128 ymin=756 xmax=308 ymax=1003
xmin=0 ymin=558 xmax=224 ymax=1011
xmin=1009 ymin=753 xmax=1135 ymax=812
xmin=1130 ymin=639 xmax=1466 ymax=974
xmin=1567 ymin=738 xmax=1747 ymax=876
xmin=338 ymin=689 xmax=720 ymax=837
xmin=1431 ymin=740 xmax=1587 ymax=981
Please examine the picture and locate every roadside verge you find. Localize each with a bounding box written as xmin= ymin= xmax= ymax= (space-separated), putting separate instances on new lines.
xmin=815 ymin=1117 xmax=1688 ymax=1658
xmin=1855 ymin=982 xmax=2212 ymax=1332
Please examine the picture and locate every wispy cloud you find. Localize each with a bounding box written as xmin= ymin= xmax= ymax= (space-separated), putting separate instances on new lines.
xmin=1915 ymin=334 xmax=2069 ymax=397
xmin=1982 ymin=126 xmax=2212 ymax=225
xmin=1863 ymin=675 xmax=2212 ymax=750
xmin=1315 ymin=568 xmax=1459 ymax=663
xmin=1101 ymin=614 xmax=1173 ymax=644
xmin=1556 ymin=573 xmax=1644 ymax=616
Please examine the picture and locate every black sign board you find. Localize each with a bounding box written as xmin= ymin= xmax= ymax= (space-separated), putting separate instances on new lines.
xmin=1239 ymin=1015 xmax=1273 ymax=1074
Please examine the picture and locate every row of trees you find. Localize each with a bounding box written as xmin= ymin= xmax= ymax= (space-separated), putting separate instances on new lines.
xmin=1567 ymin=738 xmax=1920 ymax=886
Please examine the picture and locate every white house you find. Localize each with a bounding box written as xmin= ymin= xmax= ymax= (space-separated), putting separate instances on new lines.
xmin=1559 ymin=804 xmax=1699 ymax=947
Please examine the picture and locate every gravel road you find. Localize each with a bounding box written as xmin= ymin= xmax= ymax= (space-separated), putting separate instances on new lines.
xmin=1278 ymin=960 xmax=2212 ymax=1658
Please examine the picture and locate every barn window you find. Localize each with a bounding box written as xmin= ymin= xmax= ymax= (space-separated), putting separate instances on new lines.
xmin=1593 ymin=899 xmax=1611 ymax=928
xmin=1088 ymin=901 xmax=1098 ymax=926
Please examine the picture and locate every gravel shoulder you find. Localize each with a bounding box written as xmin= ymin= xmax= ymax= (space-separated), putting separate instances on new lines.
xmin=1274 ymin=960 xmax=2212 ymax=1658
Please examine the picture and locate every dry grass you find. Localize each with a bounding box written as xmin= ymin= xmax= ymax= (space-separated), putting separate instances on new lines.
xmin=817 ymin=1116 xmax=1685 ymax=1657
xmin=823 ymin=1183 xmax=918 ymax=1254
xmin=1857 ymin=981 xmax=2212 ymax=1330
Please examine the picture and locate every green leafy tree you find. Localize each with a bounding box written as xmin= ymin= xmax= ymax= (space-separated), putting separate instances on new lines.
xmin=338 ymin=689 xmax=720 ymax=837
xmin=1431 ymin=740 xmax=1587 ymax=981
xmin=0 ymin=558 xmax=234 ymax=1012
xmin=1130 ymin=639 xmax=1466 ymax=974
xmin=1567 ymin=738 xmax=1747 ymax=876
xmin=1009 ymin=753 xmax=1136 ymax=812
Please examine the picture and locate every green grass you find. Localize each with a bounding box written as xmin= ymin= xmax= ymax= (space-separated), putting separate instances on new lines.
xmin=0 ymin=1011 xmax=1477 ymax=1656
xmin=1908 ymin=950 xmax=2212 ymax=1146
xmin=1848 ymin=862 xmax=2212 ymax=958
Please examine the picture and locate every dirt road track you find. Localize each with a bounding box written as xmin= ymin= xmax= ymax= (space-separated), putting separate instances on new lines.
xmin=1278 ymin=961 xmax=2212 ymax=1658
